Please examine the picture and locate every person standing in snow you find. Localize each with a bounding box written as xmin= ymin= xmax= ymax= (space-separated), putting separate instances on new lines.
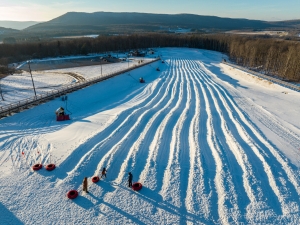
xmin=128 ymin=172 xmax=133 ymax=187
xmin=83 ymin=177 xmax=89 ymax=193
xmin=101 ymin=167 xmax=107 ymax=178
xmin=55 ymin=107 xmax=65 ymax=116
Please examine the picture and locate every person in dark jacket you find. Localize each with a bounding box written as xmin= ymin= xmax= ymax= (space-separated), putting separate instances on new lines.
xmin=128 ymin=172 xmax=133 ymax=187
xmin=101 ymin=167 xmax=107 ymax=178
xmin=55 ymin=107 xmax=65 ymax=116
xmin=83 ymin=177 xmax=88 ymax=193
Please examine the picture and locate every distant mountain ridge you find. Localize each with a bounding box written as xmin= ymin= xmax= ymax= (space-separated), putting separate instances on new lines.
xmin=0 ymin=21 xmax=41 ymax=30
xmin=0 ymin=27 xmax=19 ymax=34
xmin=1 ymin=12 xmax=299 ymax=41
xmin=269 ymin=19 xmax=300 ymax=28
xmin=25 ymin=12 xmax=277 ymax=32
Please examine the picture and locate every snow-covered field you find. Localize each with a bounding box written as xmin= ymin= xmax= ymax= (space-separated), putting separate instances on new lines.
xmin=0 ymin=57 xmax=152 ymax=107
xmin=0 ymin=48 xmax=300 ymax=224
xmin=226 ymin=30 xmax=289 ymax=36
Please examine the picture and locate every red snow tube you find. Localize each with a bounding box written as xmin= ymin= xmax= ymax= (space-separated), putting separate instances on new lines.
xmin=132 ymin=182 xmax=142 ymax=191
xmin=64 ymin=115 xmax=70 ymax=120
xmin=56 ymin=115 xmax=70 ymax=121
xmin=67 ymin=190 xmax=78 ymax=199
xmin=32 ymin=163 xmax=42 ymax=171
xmin=92 ymin=176 xmax=100 ymax=183
xmin=45 ymin=164 xmax=56 ymax=171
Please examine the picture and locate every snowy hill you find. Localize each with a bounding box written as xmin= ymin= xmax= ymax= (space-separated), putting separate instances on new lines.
xmin=0 ymin=48 xmax=299 ymax=224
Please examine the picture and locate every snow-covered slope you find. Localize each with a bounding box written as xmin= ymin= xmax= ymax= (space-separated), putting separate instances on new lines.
xmin=0 ymin=48 xmax=299 ymax=224
xmin=0 ymin=57 xmax=151 ymax=107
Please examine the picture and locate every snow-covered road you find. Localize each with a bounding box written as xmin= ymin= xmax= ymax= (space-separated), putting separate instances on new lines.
xmin=0 ymin=48 xmax=299 ymax=224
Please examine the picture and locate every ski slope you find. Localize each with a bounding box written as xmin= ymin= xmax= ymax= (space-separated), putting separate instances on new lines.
xmin=0 ymin=48 xmax=300 ymax=224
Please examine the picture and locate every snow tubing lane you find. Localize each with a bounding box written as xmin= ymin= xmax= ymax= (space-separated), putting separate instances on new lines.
xmin=45 ymin=164 xmax=56 ymax=171
xmin=92 ymin=176 xmax=100 ymax=183
xmin=32 ymin=164 xmax=42 ymax=171
xmin=132 ymin=182 xmax=142 ymax=191
xmin=67 ymin=190 xmax=78 ymax=199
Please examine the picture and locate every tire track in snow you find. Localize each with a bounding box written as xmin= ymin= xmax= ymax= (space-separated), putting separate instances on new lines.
xmin=138 ymin=59 xmax=184 ymax=191
xmin=198 ymin=62 xmax=300 ymax=218
xmin=107 ymin=59 xmax=181 ymax=184
xmin=97 ymin=63 xmax=178 ymax=172
xmin=135 ymin=59 xmax=186 ymax=204
xmin=197 ymin=67 xmax=279 ymax=220
xmin=205 ymin=62 xmax=300 ymax=195
xmin=229 ymin=87 xmax=300 ymax=152
xmin=193 ymin=58 xmax=253 ymax=223
xmin=134 ymin=58 xmax=208 ymax=224
xmin=0 ymin=118 xmax=72 ymax=170
xmin=110 ymin=60 xmax=182 ymax=181
xmin=191 ymin=64 xmax=219 ymax=222
xmin=56 ymin=68 xmax=172 ymax=184
xmin=87 ymin=60 xmax=185 ymax=220
xmin=175 ymin=59 xmax=213 ymax=223
xmin=59 ymin=59 xmax=177 ymax=185
xmin=239 ymin=96 xmax=300 ymax=168
xmin=0 ymin=134 xmax=51 ymax=171
xmin=197 ymin=68 xmax=242 ymax=224
xmin=200 ymin=62 xmax=300 ymax=196
xmin=184 ymin=59 xmax=211 ymax=220
xmin=159 ymin=59 xmax=192 ymax=223
xmin=189 ymin=62 xmax=276 ymax=222
xmin=200 ymin=84 xmax=232 ymax=224
xmin=2 ymin=49 xmax=300 ymax=224
xmin=197 ymin=64 xmax=287 ymax=219
xmin=104 ymin=59 xmax=202 ymax=223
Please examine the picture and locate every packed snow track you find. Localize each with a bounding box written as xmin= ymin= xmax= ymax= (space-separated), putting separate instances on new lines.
xmin=0 ymin=48 xmax=299 ymax=224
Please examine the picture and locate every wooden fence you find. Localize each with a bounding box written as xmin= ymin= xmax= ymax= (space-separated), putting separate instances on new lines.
xmin=0 ymin=58 xmax=159 ymax=118
xmin=222 ymin=61 xmax=300 ymax=92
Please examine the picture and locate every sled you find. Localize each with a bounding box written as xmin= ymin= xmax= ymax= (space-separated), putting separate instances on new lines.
xmin=56 ymin=114 xmax=70 ymax=121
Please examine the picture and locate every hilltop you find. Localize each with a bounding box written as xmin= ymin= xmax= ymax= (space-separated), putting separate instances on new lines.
xmin=25 ymin=12 xmax=275 ymax=33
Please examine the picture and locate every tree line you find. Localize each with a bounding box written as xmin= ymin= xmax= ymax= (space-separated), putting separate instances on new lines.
xmin=0 ymin=33 xmax=299 ymax=82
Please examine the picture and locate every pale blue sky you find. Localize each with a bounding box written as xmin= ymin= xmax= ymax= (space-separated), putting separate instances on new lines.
xmin=0 ymin=0 xmax=299 ymax=22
